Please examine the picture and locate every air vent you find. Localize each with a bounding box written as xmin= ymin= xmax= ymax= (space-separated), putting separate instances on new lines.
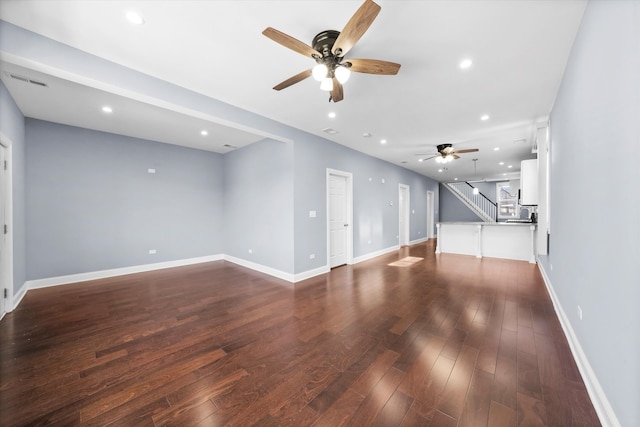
xmin=29 ymin=79 xmax=47 ymax=87
xmin=223 ymin=144 xmax=238 ymax=149
xmin=7 ymin=73 xmax=28 ymax=82
xmin=4 ymin=72 xmax=48 ymax=88
xmin=322 ymin=128 xmax=339 ymax=135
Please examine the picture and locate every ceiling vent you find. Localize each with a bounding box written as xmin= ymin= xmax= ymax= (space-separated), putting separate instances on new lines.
xmin=322 ymin=128 xmax=339 ymax=135
xmin=4 ymin=72 xmax=48 ymax=88
xmin=223 ymin=144 xmax=238 ymax=149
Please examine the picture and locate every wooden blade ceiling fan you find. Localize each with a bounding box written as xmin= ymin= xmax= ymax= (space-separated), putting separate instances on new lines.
xmin=262 ymin=0 xmax=401 ymax=102
xmin=419 ymin=144 xmax=480 ymax=163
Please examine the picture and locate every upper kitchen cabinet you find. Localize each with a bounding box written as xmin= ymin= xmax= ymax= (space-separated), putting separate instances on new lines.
xmin=520 ymin=159 xmax=539 ymax=205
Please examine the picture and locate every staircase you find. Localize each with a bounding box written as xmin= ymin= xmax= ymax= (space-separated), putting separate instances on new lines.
xmin=444 ymin=182 xmax=497 ymax=223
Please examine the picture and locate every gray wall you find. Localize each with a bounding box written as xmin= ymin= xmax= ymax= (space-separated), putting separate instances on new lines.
xmin=439 ymin=183 xmax=483 ymax=222
xmin=293 ymin=134 xmax=439 ymax=273
xmin=0 ymin=80 xmax=26 ymax=294
xmin=223 ymin=138 xmax=294 ymax=273
xmin=26 ymin=119 xmax=224 ymax=279
xmin=542 ymin=1 xmax=640 ymax=425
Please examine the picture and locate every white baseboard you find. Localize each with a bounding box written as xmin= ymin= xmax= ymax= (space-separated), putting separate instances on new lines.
xmin=25 ymin=254 xmax=224 ymax=290
xmin=352 ymin=245 xmax=400 ymax=264
xmin=537 ymin=260 xmax=620 ymax=427
xmin=409 ymin=237 xmax=429 ymax=245
xmin=223 ymin=255 xmax=295 ymax=283
xmin=12 ymin=283 xmax=27 ymax=310
xmin=293 ymin=265 xmax=330 ymax=283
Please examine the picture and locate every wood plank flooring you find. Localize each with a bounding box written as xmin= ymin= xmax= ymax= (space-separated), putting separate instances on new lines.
xmin=0 ymin=241 xmax=601 ymax=426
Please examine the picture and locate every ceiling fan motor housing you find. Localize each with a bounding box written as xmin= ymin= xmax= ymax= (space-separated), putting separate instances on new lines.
xmin=312 ymin=30 xmax=340 ymax=57
xmin=437 ymin=143 xmax=453 ymax=153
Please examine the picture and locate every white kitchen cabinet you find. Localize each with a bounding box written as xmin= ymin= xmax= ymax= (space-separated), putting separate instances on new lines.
xmin=520 ymin=159 xmax=538 ymax=205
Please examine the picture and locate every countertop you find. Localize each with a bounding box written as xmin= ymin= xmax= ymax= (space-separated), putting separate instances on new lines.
xmin=438 ymin=222 xmax=536 ymax=226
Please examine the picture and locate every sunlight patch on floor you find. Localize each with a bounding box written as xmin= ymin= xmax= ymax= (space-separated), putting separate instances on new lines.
xmin=388 ymin=256 xmax=424 ymax=267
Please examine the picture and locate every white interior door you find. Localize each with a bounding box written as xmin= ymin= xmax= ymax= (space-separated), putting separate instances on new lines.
xmin=427 ymin=191 xmax=435 ymax=239
xmin=0 ymin=144 xmax=6 ymax=319
xmin=399 ymin=184 xmax=410 ymax=246
xmin=328 ymin=172 xmax=350 ymax=268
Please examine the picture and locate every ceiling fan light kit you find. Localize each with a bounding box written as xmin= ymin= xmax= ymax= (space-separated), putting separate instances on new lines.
xmin=262 ymin=0 xmax=400 ymax=102
xmin=420 ymin=143 xmax=480 ymax=163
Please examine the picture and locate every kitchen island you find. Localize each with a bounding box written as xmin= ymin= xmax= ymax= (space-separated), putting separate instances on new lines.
xmin=435 ymin=222 xmax=536 ymax=263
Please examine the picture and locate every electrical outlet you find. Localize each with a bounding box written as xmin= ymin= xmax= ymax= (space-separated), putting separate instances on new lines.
xmin=577 ymin=305 xmax=583 ymax=320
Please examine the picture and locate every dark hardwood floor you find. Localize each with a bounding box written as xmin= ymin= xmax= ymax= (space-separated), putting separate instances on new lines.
xmin=0 ymin=240 xmax=600 ymax=426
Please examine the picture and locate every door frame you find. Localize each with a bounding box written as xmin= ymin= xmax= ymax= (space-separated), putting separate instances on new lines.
xmin=0 ymin=134 xmax=14 ymax=319
xmin=399 ymin=184 xmax=410 ymax=246
xmin=427 ymin=190 xmax=435 ymax=239
xmin=326 ymin=168 xmax=353 ymax=268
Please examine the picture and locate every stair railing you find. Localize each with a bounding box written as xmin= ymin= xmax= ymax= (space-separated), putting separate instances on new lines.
xmin=446 ymin=181 xmax=498 ymax=222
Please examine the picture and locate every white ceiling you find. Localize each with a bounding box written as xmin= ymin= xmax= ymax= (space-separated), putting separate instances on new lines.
xmin=0 ymin=0 xmax=587 ymax=182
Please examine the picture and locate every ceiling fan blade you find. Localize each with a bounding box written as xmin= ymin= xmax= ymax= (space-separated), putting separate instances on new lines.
xmin=346 ymin=59 xmax=401 ymax=75
xmin=332 ymin=0 xmax=381 ymax=57
xmin=454 ymin=148 xmax=480 ymax=154
xmin=331 ymin=78 xmax=344 ymax=102
xmin=421 ymin=155 xmax=438 ymax=161
xmin=273 ymin=69 xmax=313 ymax=91
xmin=262 ymin=27 xmax=319 ymax=59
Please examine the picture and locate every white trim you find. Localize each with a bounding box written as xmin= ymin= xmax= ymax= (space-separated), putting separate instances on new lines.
xmin=352 ymin=245 xmax=400 ymax=265
xmin=409 ymin=237 xmax=428 ymax=245
xmin=293 ymin=265 xmax=330 ymax=283
xmin=537 ymin=260 xmax=620 ymax=427
xmin=25 ymin=254 xmax=223 ymax=290
xmin=0 ymin=133 xmax=14 ymax=315
xmin=12 ymin=282 xmax=27 ymax=311
xmin=427 ymin=190 xmax=435 ymax=239
xmin=326 ymin=169 xmax=354 ymax=268
xmin=223 ymin=255 xmax=293 ymax=283
xmin=399 ymin=184 xmax=410 ymax=246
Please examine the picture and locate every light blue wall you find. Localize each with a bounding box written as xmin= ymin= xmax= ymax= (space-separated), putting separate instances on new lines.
xmin=439 ymin=183 xmax=483 ymax=222
xmin=543 ymin=1 xmax=640 ymax=425
xmin=0 ymin=80 xmax=26 ymax=293
xmin=25 ymin=119 xmax=224 ymax=279
xmin=223 ymin=138 xmax=294 ymax=273
xmin=293 ymin=134 xmax=439 ymax=273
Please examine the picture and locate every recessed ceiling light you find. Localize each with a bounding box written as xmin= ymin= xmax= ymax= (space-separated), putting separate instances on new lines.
xmin=102 ymin=106 xmax=112 ymax=113
xmin=481 ymin=114 xmax=490 ymax=121
xmin=508 ymin=165 xmax=513 ymax=168
xmin=459 ymin=59 xmax=473 ymax=69
xmin=362 ymin=132 xmax=371 ymax=138
xmin=380 ymin=139 xmax=387 ymax=144
xmin=499 ymin=162 xmax=504 ymax=165
xmin=493 ymin=147 xmax=500 ymax=151
xmin=126 ymin=11 xmax=145 ymax=25
xmin=438 ymin=169 xmax=443 ymax=173
xmin=201 ymin=130 xmax=208 ymax=136
xmin=454 ymin=177 xmax=458 ymax=181
xmin=328 ymin=112 xmax=336 ymax=119
xmin=503 ymin=173 xmax=507 ymax=176
xmin=418 ymin=158 xmax=423 ymax=162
